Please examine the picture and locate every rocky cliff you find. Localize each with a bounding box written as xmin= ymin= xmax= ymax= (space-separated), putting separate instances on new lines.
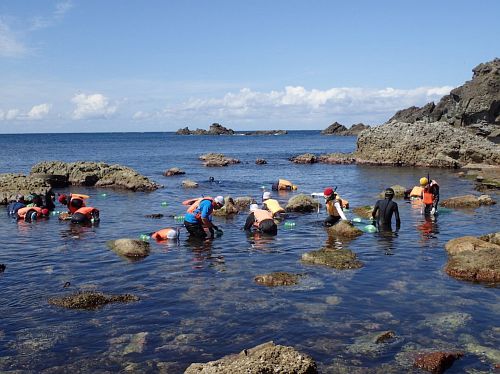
xmin=387 ymin=58 xmax=500 ymax=141
xmin=321 ymin=122 xmax=370 ymax=136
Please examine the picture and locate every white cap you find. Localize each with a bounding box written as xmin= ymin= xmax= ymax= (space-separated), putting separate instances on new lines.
xmin=262 ymin=192 xmax=271 ymax=200
xmin=214 ymin=196 xmax=225 ymax=206
xmin=166 ymin=229 xmax=178 ymax=239
xmin=249 ymin=203 xmax=259 ymax=211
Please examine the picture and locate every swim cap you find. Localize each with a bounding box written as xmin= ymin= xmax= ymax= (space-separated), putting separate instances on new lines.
xmin=58 ymin=194 xmax=67 ymax=204
xmin=419 ymin=177 xmax=428 ymax=186
xmin=262 ymin=192 xmax=271 ymax=200
xmin=41 ymin=208 xmax=49 ymax=216
xmin=214 ymin=196 xmax=225 ymax=206
xmin=249 ymin=203 xmax=259 ymax=211
xmin=385 ymin=188 xmax=395 ymax=198
xmin=167 ymin=229 xmax=178 ymax=239
xmin=323 ymin=187 xmax=334 ymax=197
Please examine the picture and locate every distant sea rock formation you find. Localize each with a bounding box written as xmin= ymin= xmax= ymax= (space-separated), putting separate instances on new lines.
xmin=321 ymin=122 xmax=370 ymax=136
xmin=176 ymin=123 xmax=235 ymax=135
xmin=30 ymin=161 xmax=161 ymax=191
xmin=242 ymin=130 xmax=288 ymax=135
xmin=387 ymin=58 xmax=500 ymax=141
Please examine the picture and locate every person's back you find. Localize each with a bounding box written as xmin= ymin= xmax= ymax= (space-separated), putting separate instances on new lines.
xmin=372 ymin=188 xmax=401 ymax=231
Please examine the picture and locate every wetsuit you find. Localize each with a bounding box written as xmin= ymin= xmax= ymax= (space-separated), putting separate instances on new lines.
xmin=372 ymin=198 xmax=401 ymax=231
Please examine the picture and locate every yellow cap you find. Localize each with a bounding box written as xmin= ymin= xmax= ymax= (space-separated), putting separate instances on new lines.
xmin=419 ymin=177 xmax=428 ymax=186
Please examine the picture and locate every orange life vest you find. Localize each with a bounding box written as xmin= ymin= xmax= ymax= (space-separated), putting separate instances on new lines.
xmin=74 ymin=207 xmax=99 ymax=219
xmin=17 ymin=206 xmax=44 ymax=219
xmin=151 ymin=228 xmax=178 ymax=240
xmin=68 ymin=194 xmax=87 ymax=214
xmin=422 ymin=188 xmax=434 ymax=205
xmin=185 ymin=197 xmax=214 ymax=221
xmin=252 ymin=209 xmax=274 ymax=228
xmin=410 ymin=186 xmax=423 ymax=198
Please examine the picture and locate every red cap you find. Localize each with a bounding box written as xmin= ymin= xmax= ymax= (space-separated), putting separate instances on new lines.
xmin=58 ymin=194 xmax=67 ymax=204
xmin=41 ymin=208 xmax=49 ymax=216
xmin=323 ymin=187 xmax=334 ymax=196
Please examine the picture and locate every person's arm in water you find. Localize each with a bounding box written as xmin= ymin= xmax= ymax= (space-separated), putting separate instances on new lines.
xmin=243 ymin=213 xmax=255 ymax=230
xmin=372 ymin=201 xmax=380 ymax=220
xmin=334 ymin=201 xmax=347 ymax=220
xmin=393 ymin=202 xmax=401 ymax=229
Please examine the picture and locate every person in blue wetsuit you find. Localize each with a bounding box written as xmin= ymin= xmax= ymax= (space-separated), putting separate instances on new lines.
xmin=372 ymin=188 xmax=401 ymax=231
xmin=7 ymin=194 xmax=26 ymax=218
xmin=184 ymin=196 xmax=225 ymax=239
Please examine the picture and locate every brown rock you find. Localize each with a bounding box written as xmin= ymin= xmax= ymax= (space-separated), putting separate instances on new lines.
xmin=185 ymin=341 xmax=318 ymax=374
xmin=212 ymin=196 xmax=239 ymax=216
xmin=285 ymin=194 xmax=320 ymax=213
xmin=199 ymin=153 xmax=240 ymax=167
xmin=255 ymin=158 xmax=267 ymax=165
xmin=48 ymin=291 xmax=139 ymax=310
xmin=290 ymin=153 xmax=317 ymax=164
xmin=107 ymin=239 xmax=151 ymax=258
xmin=164 ymin=167 xmax=185 ymax=176
xmin=301 ymin=248 xmax=363 ymax=270
xmin=0 ymin=173 xmax=52 ymax=205
xmin=328 ymin=220 xmax=363 ymax=239
xmin=352 ymin=206 xmax=373 ymax=219
xmin=254 ymin=272 xmax=300 ymax=287
xmin=441 ymin=194 xmax=496 ymax=208
xmin=413 ymin=351 xmax=463 ymax=374
xmin=182 ymin=180 xmax=199 ymax=188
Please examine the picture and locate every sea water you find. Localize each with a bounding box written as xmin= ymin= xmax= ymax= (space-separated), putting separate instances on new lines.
xmin=0 ymin=132 xmax=498 ymax=372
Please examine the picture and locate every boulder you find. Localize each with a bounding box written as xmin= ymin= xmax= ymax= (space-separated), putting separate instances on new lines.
xmin=413 ymin=351 xmax=463 ymax=374
xmin=212 ymin=196 xmax=239 ymax=216
xmin=441 ymin=194 xmax=496 ymax=208
xmin=354 ymin=122 xmax=500 ymax=167
xmin=254 ymin=272 xmax=300 ymax=287
xmin=255 ymin=158 xmax=267 ymax=165
xmin=0 ymin=173 xmax=52 ymax=205
xmin=107 ymin=239 xmax=151 ymax=258
xmin=48 ymin=291 xmax=139 ymax=310
xmin=317 ymin=153 xmax=357 ymax=164
xmin=290 ymin=153 xmax=317 ymax=164
xmin=327 ymin=221 xmax=363 ymax=239
xmin=378 ymin=185 xmax=407 ymax=198
xmin=30 ymin=161 xmax=160 ymax=191
xmin=387 ymin=58 xmax=500 ymax=139
xmin=163 ymin=167 xmax=185 ymax=176
xmin=479 ymin=232 xmax=500 ymax=245
xmin=285 ymin=194 xmax=320 ymax=213
xmin=234 ymin=196 xmax=253 ymax=211
xmin=444 ymin=233 xmax=500 ymax=282
xmin=352 ymin=206 xmax=374 ymax=219
xmin=182 ymin=180 xmax=199 ymax=188
xmin=199 ymin=153 xmax=240 ymax=167
xmin=301 ymin=248 xmax=363 ymax=269
xmin=321 ymin=121 xmax=348 ymax=135
xmin=184 ymin=341 xmax=318 ymax=374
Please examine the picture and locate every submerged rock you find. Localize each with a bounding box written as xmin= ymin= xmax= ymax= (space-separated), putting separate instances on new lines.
xmin=413 ymin=351 xmax=463 ymax=374
xmin=48 ymin=291 xmax=139 ymax=310
xmin=108 ymin=332 xmax=148 ymax=356
xmin=441 ymin=194 xmax=496 ymax=208
xmin=199 ymin=153 xmax=240 ymax=167
xmin=255 ymin=158 xmax=267 ymax=165
xmin=301 ymin=248 xmax=363 ymax=270
xmin=31 ymin=161 xmax=160 ymax=191
xmin=285 ymin=194 xmax=320 ymax=212
xmin=352 ymin=206 xmax=373 ymax=219
xmin=0 ymin=173 xmax=52 ymax=205
xmin=164 ymin=167 xmax=185 ymax=176
xmin=234 ymin=196 xmax=253 ymax=211
xmin=107 ymin=239 xmax=151 ymax=258
xmin=290 ymin=153 xmax=318 ymax=164
xmin=144 ymin=213 xmax=163 ymax=219
xmin=254 ymin=272 xmax=300 ymax=287
xmin=327 ymin=221 xmax=363 ymax=239
xmin=345 ymin=331 xmax=398 ymax=357
xmin=184 ymin=341 xmax=318 ymax=374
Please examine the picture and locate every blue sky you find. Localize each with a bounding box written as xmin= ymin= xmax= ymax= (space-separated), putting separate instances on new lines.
xmin=0 ymin=0 xmax=498 ymax=133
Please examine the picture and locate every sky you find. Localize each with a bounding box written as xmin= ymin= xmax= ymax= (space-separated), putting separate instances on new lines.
xmin=0 ymin=1 xmax=499 ymax=133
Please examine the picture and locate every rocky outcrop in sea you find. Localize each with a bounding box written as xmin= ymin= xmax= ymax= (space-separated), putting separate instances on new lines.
xmin=30 ymin=161 xmax=161 ymax=191
xmin=176 ymin=123 xmax=235 ymax=135
xmin=321 ymin=122 xmax=370 ymax=136
xmin=387 ymin=58 xmax=500 ymax=141
xmin=0 ymin=173 xmax=52 ymax=205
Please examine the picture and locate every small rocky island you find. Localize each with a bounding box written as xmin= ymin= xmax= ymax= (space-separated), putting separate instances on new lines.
xmin=321 ymin=122 xmax=370 ymax=136
xmin=176 ymin=123 xmax=287 ymax=135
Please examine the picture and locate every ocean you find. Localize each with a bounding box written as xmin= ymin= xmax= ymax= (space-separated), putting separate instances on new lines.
xmin=0 ymin=131 xmax=498 ymax=372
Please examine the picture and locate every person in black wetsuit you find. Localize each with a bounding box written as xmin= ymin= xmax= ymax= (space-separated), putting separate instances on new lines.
xmin=371 ymin=187 xmax=401 ymax=231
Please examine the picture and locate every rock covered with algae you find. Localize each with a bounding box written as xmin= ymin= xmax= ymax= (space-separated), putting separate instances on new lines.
xmin=254 ymin=272 xmax=300 ymax=287
xmin=413 ymin=351 xmax=464 ymax=374
xmin=107 ymin=238 xmax=151 ymax=258
xmin=440 ymin=194 xmax=496 ymax=208
xmin=48 ymin=291 xmax=139 ymax=310
xmin=285 ymin=194 xmax=320 ymax=213
xmin=184 ymin=341 xmax=318 ymax=374
xmin=301 ymin=248 xmax=363 ymax=270
xmin=327 ymin=220 xmax=363 ymax=239
xmin=352 ymin=206 xmax=373 ymax=219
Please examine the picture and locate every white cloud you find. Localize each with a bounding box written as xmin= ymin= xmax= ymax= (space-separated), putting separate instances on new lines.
xmin=30 ymin=1 xmax=74 ymax=31
xmin=155 ymin=85 xmax=454 ymax=124
xmin=0 ymin=20 xmax=27 ymax=57
xmin=27 ymin=103 xmax=51 ymax=119
xmin=71 ymin=93 xmax=117 ymax=120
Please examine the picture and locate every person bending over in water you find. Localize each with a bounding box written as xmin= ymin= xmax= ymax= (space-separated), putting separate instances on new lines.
xmin=372 ymin=188 xmax=401 ymax=231
xmin=184 ymin=196 xmax=225 ymax=240
xmin=243 ymin=204 xmax=278 ymax=235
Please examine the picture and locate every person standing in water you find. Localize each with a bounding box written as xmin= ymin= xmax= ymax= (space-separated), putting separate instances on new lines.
xmin=372 ymin=187 xmax=401 ymax=231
